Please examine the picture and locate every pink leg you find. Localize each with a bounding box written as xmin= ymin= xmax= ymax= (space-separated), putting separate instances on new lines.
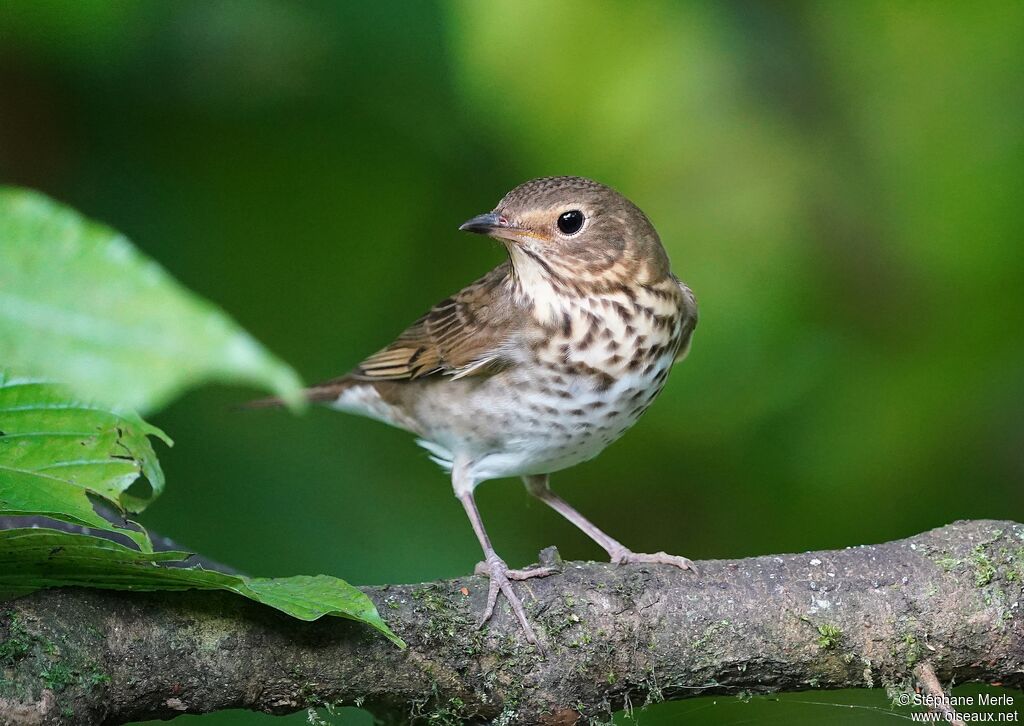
xmin=456 ymin=487 xmax=555 ymax=645
xmin=524 ymin=474 xmax=696 ymax=571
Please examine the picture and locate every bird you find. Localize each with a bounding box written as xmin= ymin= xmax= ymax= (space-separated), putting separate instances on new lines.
xmin=251 ymin=176 xmax=698 ymax=644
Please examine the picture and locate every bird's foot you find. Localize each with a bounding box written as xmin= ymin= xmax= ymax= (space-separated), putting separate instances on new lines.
xmin=609 ymin=548 xmax=697 ymax=573
xmin=473 ymin=554 xmax=557 ymax=645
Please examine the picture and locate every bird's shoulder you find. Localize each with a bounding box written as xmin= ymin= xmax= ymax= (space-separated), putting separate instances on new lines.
xmin=352 ymin=262 xmax=523 ymax=382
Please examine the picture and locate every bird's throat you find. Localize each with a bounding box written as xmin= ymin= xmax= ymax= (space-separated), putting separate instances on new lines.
xmin=505 ymin=244 xmax=575 ymax=326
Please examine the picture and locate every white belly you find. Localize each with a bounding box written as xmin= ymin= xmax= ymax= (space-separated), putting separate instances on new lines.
xmin=412 ymin=351 xmax=676 ymax=483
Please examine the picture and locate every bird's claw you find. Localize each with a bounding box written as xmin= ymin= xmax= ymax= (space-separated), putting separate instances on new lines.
xmin=473 ymin=555 xmax=555 ymax=645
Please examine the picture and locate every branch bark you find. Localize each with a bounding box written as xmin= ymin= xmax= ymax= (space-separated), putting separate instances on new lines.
xmin=1 ymin=519 xmax=1021 ymax=725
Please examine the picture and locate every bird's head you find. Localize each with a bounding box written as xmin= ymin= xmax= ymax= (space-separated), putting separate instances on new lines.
xmin=459 ymin=176 xmax=671 ymax=297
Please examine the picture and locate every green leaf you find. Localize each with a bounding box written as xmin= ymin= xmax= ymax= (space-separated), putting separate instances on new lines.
xmin=0 ymin=470 xmax=151 ymax=552
xmin=0 ymin=528 xmax=404 ymax=647
xmin=0 ymin=373 xmax=168 ymax=550
xmin=0 ymin=187 xmax=305 ymax=414
xmin=0 ymin=374 xmax=169 ymax=510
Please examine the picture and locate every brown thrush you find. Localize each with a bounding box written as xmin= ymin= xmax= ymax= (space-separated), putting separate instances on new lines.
xmin=255 ymin=176 xmax=697 ymax=644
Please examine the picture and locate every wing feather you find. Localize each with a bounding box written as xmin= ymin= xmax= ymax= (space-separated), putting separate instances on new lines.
xmin=352 ymin=263 xmax=517 ymax=382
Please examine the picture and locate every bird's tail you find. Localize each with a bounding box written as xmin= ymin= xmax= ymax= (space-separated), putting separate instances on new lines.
xmin=235 ymin=395 xmax=290 ymax=410
xmin=236 ymin=376 xmax=357 ymax=411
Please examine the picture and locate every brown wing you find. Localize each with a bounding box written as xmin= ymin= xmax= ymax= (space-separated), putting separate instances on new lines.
xmin=351 ymin=263 xmax=518 ymax=382
xmin=243 ymin=264 xmax=519 ymax=409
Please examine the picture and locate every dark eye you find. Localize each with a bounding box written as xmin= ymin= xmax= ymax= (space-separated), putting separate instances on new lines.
xmin=557 ymin=209 xmax=585 ymax=236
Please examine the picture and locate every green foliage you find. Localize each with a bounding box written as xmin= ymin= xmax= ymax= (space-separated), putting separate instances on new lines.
xmin=0 ymin=615 xmax=31 ymax=664
xmin=0 ymin=188 xmax=304 ymax=414
xmin=0 ymin=375 xmax=168 ymax=511
xmin=0 ymin=188 xmax=402 ymax=648
xmin=816 ymin=624 xmax=843 ymax=650
xmin=970 ymin=545 xmax=997 ymax=587
xmin=0 ymin=529 xmax=403 ymax=646
xmin=39 ymin=662 xmax=74 ymax=691
xmin=0 ymin=374 xmax=162 ymax=551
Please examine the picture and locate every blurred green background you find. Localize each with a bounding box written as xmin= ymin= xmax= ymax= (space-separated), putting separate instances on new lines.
xmin=2 ymin=1 xmax=1022 ymax=724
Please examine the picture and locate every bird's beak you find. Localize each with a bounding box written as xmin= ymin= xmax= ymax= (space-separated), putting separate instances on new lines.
xmin=460 ymin=211 xmax=540 ymax=244
xmin=460 ymin=209 xmax=532 ymax=243
xmin=459 ymin=211 xmax=508 ymax=236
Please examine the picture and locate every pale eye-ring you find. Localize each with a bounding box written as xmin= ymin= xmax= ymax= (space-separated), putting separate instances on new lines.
xmin=556 ymin=209 xmax=585 ymax=236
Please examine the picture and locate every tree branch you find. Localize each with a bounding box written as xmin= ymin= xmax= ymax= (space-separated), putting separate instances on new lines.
xmin=1 ymin=519 xmax=1021 ymax=725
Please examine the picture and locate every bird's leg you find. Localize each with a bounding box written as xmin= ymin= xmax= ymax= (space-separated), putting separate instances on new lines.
xmin=454 ymin=468 xmax=555 ymax=645
xmin=523 ymin=474 xmax=696 ymax=571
